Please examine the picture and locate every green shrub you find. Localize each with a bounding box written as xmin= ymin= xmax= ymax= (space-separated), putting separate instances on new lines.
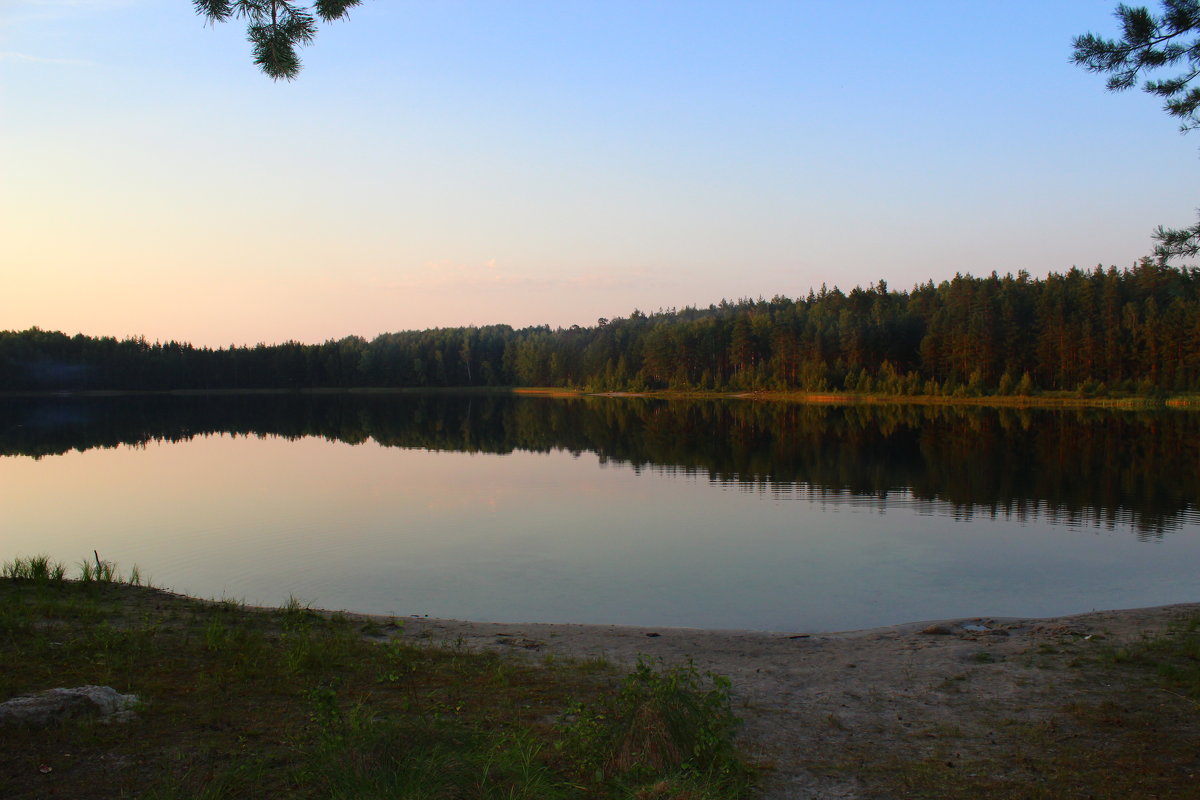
xmin=559 ymin=657 xmax=748 ymax=791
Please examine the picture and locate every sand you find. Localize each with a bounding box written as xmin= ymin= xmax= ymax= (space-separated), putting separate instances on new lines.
xmin=362 ymin=603 xmax=1200 ymax=799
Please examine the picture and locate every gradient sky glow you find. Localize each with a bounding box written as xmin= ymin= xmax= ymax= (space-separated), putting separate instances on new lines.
xmin=3 ymin=1 xmax=1197 ymax=347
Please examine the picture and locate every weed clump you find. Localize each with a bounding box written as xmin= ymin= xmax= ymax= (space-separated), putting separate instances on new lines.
xmin=2 ymin=554 xmax=67 ymax=584
xmin=559 ymin=657 xmax=750 ymax=796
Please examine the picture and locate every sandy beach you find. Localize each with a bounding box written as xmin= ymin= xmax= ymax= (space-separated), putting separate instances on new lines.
xmin=361 ymin=603 xmax=1200 ymax=799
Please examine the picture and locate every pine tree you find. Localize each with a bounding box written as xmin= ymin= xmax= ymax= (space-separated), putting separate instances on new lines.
xmin=194 ymin=0 xmax=361 ymax=80
xmin=1074 ymin=1 xmax=1200 ymax=259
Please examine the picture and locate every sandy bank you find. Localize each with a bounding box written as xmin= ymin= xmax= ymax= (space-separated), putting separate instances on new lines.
xmin=343 ymin=603 xmax=1200 ymax=799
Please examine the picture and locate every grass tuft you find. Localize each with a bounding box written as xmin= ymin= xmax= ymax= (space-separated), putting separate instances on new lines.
xmin=3 ymin=554 xmax=67 ymax=584
xmin=558 ymin=657 xmax=751 ymax=795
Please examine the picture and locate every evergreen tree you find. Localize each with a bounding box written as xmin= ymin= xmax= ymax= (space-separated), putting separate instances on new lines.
xmin=1074 ymin=1 xmax=1200 ymax=260
xmin=194 ymin=0 xmax=361 ymax=80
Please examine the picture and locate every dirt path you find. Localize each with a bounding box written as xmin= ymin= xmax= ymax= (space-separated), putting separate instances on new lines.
xmin=380 ymin=604 xmax=1200 ymax=799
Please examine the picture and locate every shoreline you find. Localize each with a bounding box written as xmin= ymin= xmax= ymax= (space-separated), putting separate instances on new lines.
xmin=329 ymin=601 xmax=1199 ymax=799
xmin=314 ymin=600 xmax=1200 ymax=670
xmin=12 ymin=570 xmax=1199 ymax=798
xmin=1 ymin=385 xmax=1196 ymax=410
xmin=516 ymin=386 xmax=1200 ymax=410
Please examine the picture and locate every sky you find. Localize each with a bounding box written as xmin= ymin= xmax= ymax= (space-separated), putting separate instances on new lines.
xmin=2 ymin=1 xmax=1197 ymax=348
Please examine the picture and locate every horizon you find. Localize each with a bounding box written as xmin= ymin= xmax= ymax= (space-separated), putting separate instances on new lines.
xmin=4 ymin=259 xmax=1186 ymax=350
xmin=4 ymin=1 xmax=1197 ymax=348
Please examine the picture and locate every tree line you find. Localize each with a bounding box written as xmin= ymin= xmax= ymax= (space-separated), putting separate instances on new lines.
xmin=2 ymin=260 xmax=1199 ymax=395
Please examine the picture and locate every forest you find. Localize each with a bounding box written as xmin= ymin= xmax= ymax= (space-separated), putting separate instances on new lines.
xmin=3 ymin=260 xmax=1199 ymax=395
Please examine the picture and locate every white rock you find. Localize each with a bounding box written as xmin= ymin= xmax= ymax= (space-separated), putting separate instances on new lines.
xmin=0 ymin=685 xmax=139 ymax=727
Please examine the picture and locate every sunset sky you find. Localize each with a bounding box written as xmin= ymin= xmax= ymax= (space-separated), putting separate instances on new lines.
xmin=3 ymin=1 xmax=1196 ymax=348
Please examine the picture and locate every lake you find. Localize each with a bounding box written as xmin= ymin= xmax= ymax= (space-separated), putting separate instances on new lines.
xmin=2 ymin=392 xmax=1198 ymax=631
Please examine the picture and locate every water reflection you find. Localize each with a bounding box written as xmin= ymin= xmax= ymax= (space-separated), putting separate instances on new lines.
xmin=3 ymin=393 xmax=1199 ymax=630
xmin=1 ymin=392 xmax=1197 ymax=537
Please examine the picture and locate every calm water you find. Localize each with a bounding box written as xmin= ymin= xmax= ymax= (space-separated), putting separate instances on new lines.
xmin=2 ymin=393 xmax=1198 ymax=631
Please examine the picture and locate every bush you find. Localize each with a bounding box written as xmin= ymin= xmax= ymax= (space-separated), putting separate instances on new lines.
xmin=559 ymin=657 xmax=748 ymax=791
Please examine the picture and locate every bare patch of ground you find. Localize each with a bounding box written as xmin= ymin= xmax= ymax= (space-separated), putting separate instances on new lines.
xmin=380 ymin=604 xmax=1200 ymax=799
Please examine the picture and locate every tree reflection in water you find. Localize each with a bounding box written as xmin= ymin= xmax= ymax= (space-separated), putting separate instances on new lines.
xmin=1 ymin=393 xmax=1195 ymax=537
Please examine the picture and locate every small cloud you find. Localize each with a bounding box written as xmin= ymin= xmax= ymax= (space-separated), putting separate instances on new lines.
xmin=10 ymin=0 xmax=133 ymax=7
xmin=0 ymin=51 xmax=94 ymax=66
xmin=3 ymin=0 xmax=135 ymax=31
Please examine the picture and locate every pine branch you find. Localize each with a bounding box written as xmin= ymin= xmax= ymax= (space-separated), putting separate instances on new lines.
xmin=1154 ymin=216 xmax=1200 ymax=261
xmin=194 ymin=0 xmax=361 ymax=79
xmin=1075 ymin=3 xmax=1200 ymax=262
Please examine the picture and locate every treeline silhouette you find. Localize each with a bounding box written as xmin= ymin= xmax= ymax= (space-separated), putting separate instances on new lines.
xmin=3 ymin=260 xmax=1198 ymax=394
xmin=2 ymin=393 xmax=1195 ymax=535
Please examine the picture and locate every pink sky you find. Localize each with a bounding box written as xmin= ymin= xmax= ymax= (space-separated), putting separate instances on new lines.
xmin=3 ymin=1 xmax=1195 ymax=347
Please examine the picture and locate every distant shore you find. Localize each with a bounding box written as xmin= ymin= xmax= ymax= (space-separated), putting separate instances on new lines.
xmin=513 ymin=386 xmax=1200 ymax=409
xmin=5 ymin=385 xmax=1194 ymax=411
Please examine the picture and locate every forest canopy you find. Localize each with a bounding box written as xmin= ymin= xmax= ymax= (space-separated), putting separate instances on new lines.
xmin=2 ymin=261 xmax=1199 ymax=396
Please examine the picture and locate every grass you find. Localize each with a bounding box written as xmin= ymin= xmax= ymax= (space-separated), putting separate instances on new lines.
xmin=6 ymin=555 xmax=1198 ymax=799
xmin=1104 ymin=613 xmax=1200 ymax=702
xmin=1 ymin=554 xmax=68 ymax=583
xmin=557 ymin=657 xmax=744 ymax=790
xmin=0 ymin=556 xmax=753 ymax=799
